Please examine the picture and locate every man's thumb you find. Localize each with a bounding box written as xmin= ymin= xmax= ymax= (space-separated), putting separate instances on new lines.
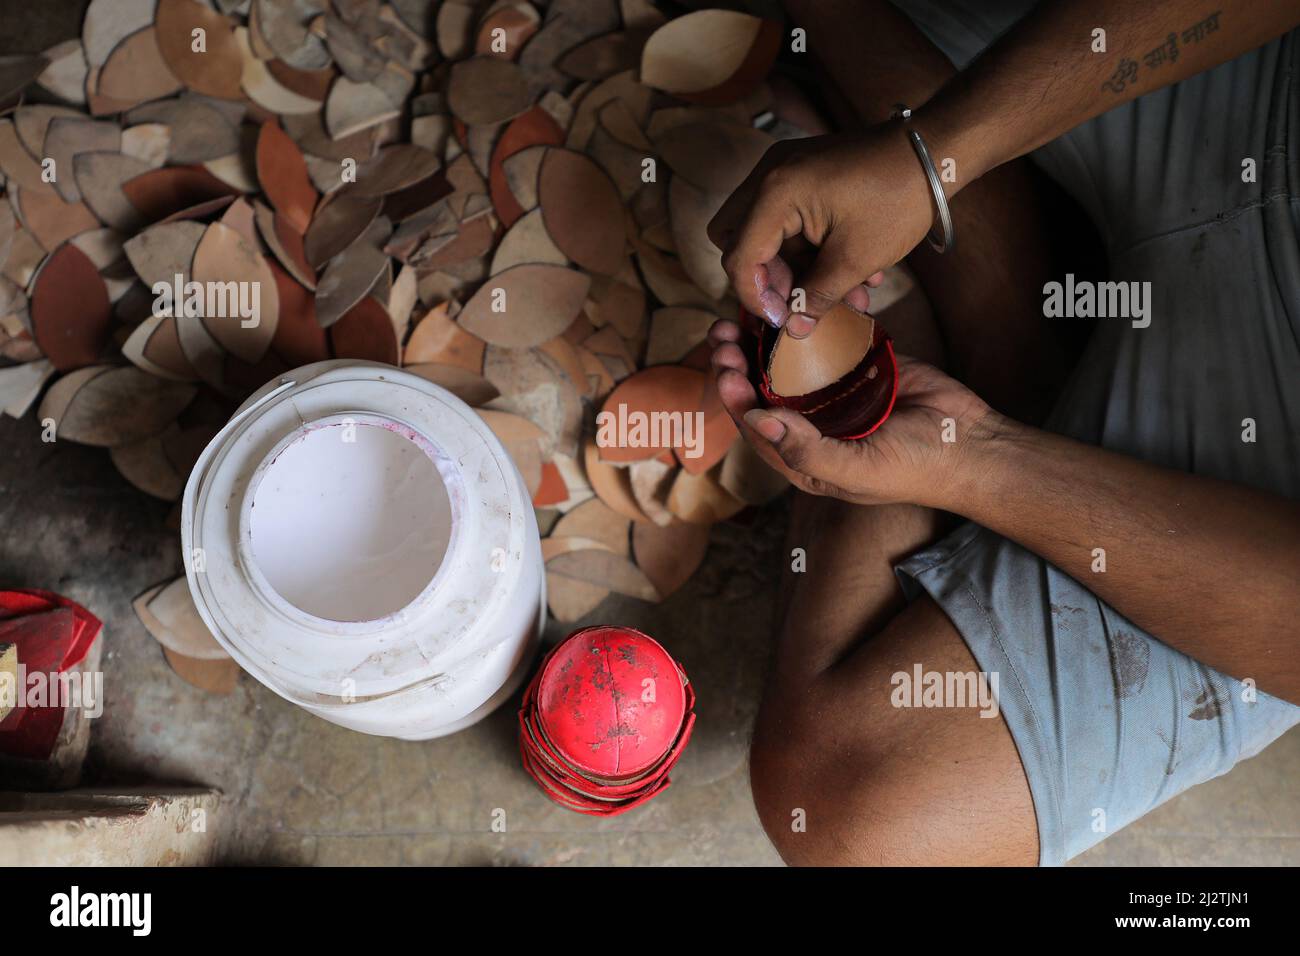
xmin=742 ymin=407 xmax=839 ymax=478
xmin=793 ymin=237 xmax=873 ymax=320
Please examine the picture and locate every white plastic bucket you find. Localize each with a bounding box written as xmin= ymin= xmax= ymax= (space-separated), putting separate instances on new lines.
xmin=180 ymin=360 xmax=545 ymax=739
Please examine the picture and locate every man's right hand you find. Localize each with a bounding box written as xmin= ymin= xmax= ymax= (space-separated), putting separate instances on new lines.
xmin=706 ymin=125 xmax=939 ymax=338
xmin=707 ymin=317 xmax=997 ymax=508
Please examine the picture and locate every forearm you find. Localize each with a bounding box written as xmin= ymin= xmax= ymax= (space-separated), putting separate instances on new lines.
xmin=916 ymin=1 xmax=1300 ymax=185
xmin=940 ymin=417 xmax=1300 ymax=702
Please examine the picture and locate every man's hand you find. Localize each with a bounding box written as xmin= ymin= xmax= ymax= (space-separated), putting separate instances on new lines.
xmin=708 ymin=318 xmax=995 ymax=508
xmin=707 ymin=127 xmax=936 ymax=338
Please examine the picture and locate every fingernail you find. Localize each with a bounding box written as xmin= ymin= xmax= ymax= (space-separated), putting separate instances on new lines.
xmin=786 ymin=314 xmax=816 ymax=338
xmin=744 ymin=409 xmax=786 ymax=442
xmin=758 ymin=289 xmax=788 ymax=327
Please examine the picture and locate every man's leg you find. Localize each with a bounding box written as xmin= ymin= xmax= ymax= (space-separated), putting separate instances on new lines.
xmin=754 ymin=496 xmax=1039 ymax=866
xmin=750 ymin=0 xmax=1050 ymax=865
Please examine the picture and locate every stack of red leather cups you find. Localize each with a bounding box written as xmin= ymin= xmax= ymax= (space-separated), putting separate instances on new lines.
xmin=518 ymin=625 xmax=696 ymax=815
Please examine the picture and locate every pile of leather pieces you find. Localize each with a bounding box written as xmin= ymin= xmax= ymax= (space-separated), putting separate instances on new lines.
xmin=518 ymin=625 xmax=695 ymax=815
xmin=0 ymin=589 xmax=103 ymax=787
xmin=133 ymin=576 xmax=240 ymax=695
xmin=0 ymin=1 xmax=918 ymax=681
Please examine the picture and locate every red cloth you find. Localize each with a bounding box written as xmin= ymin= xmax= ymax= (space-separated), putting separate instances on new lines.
xmin=0 ymin=589 xmax=101 ymax=668
xmin=0 ymin=590 xmax=103 ymax=760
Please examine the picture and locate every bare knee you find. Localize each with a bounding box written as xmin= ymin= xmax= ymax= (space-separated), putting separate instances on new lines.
xmin=748 ymin=684 xmax=902 ymax=866
xmin=749 ymin=709 xmax=829 ymax=865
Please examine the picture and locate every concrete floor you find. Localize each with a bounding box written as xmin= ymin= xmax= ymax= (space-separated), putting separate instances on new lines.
xmin=3 ymin=408 xmax=1297 ymax=865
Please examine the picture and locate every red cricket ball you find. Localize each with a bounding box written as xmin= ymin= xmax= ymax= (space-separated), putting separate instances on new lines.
xmin=748 ymin=304 xmax=899 ymax=440
xmin=535 ymin=625 xmax=688 ymax=781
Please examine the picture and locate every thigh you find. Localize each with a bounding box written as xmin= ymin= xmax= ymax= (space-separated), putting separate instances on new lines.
xmin=752 ymin=592 xmax=1040 ymax=866
xmin=760 ymin=493 xmax=1037 ymax=866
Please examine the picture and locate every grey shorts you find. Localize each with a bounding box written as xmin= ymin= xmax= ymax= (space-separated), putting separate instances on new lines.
xmin=889 ymin=1 xmax=1300 ymax=864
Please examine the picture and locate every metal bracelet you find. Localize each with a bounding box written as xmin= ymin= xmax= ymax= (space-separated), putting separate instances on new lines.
xmin=891 ymin=104 xmax=954 ymax=254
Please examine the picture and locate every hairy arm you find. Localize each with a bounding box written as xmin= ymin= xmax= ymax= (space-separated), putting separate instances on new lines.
xmin=920 ymin=1 xmax=1300 ymax=183
xmin=943 ymin=418 xmax=1300 ymax=704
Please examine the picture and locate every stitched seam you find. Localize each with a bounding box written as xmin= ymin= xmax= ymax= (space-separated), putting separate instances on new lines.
xmin=800 ymin=363 xmax=883 ymax=413
xmin=1115 ymin=190 xmax=1296 ymax=255
xmin=899 ymin=522 xmax=985 ymax=577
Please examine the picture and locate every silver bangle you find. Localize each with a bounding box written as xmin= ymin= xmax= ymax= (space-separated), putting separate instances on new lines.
xmin=891 ymin=104 xmax=954 ymax=254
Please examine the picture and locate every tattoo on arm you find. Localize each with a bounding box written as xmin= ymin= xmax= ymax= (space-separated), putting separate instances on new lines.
xmin=1100 ymin=56 xmax=1139 ymax=93
xmin=1099 ymin=10 xmax=1223 ymax=95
